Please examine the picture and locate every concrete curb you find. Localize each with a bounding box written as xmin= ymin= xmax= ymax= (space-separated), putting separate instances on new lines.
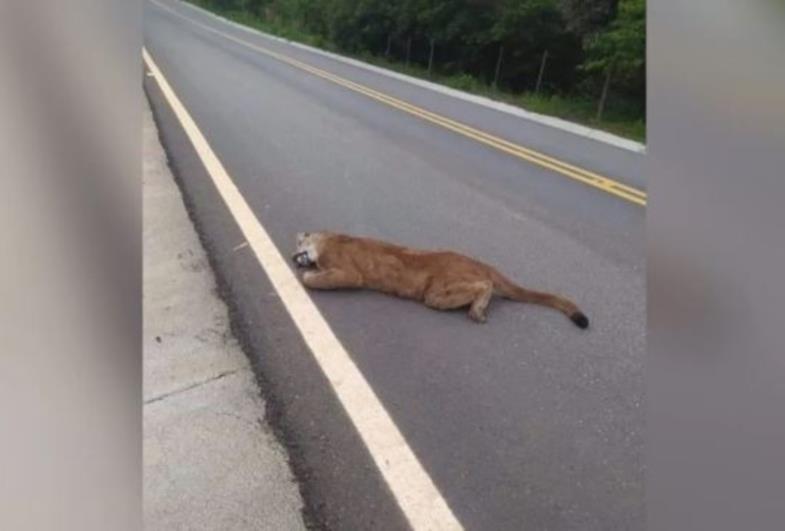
xmin=143 ymin=97 xmax=306 ymax=531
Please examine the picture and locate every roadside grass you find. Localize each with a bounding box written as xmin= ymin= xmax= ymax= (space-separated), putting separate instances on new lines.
xmin=186 ymin=1 xmax=646 ymax=142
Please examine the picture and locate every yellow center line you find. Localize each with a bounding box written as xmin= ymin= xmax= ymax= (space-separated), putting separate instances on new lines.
xmin=153 ymin=0 xmax=647 ymax=206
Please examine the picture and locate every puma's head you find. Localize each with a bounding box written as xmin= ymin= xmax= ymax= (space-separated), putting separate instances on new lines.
xmin=293 ymin=231 xmax=321 ymax=268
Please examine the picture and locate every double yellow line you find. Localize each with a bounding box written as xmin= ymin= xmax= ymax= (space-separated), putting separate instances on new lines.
xmin=153 ymin=0 xmax=647 ymax=206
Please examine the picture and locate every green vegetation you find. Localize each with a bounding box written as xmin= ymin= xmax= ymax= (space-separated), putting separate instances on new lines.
xmin=188 ymin=0 xmax=645 ymax=141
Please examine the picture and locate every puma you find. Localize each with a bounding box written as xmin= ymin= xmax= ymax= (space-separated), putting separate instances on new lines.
xmin=292 ymin=231 xmax=589 ymax=328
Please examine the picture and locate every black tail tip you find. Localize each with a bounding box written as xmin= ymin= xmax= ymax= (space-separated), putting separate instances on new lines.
xmin=570 ymin=312 xmax=589 ymax=329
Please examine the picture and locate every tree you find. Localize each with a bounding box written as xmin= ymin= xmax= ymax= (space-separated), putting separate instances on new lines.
xmin=582 ymin=0 xmax=645 ymax=119
xmin=414 ymin=0 xmax=481 ymax=75
xmin=558 ymin=0 xmax=618 ymax=42
xmin=487 ymin=0 xmax=580 ymax=91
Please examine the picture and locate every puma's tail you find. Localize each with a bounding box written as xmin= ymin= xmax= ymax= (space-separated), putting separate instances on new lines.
xmin=493 ymin=273 xmax=589 ymax=329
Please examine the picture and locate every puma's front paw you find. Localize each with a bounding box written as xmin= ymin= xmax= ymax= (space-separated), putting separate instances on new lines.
xmin=468 ymin=309 xmax=487 ymax=323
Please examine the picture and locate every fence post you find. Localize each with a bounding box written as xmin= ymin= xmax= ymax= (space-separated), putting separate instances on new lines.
xmin=428 ymin=38 xmax=436 ymax=76
xmin=492 ymin=45 xmax=504 ymax=89
xmin=597 ymin=62 xmax=613 ymax=122
xmin=535 ymin=49 xmax=549 ymax=94
xmin=385 ymin=33 xmax=392 ymax=56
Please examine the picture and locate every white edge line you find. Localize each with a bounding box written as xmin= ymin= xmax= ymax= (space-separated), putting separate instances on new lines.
xmin=169 ymin=0 xmax=646 ymax=154
xmin=143 ymin=47 xmax=464 ymax=531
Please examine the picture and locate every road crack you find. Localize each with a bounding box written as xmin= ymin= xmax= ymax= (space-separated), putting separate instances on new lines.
xmin=144 ymin=368 xmax=242 ymax=405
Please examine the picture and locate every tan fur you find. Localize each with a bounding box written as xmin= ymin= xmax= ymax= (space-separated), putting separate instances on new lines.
xmin=293 ymin=231 xmax=588 ymax=327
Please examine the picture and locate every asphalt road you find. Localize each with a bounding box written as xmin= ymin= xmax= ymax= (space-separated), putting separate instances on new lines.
xmin=144 ymin=1 xmax=645 ymax=529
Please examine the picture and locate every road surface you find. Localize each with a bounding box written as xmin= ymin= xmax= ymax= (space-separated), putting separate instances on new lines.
xmin=143 ymin=1 xmax=645 ymax=529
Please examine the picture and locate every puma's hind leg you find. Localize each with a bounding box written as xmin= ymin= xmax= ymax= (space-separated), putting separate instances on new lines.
xmin=302 ymin=268 xmax=362 ymax=290
xmin=423 ymin=279 xmax=494 ymax=323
